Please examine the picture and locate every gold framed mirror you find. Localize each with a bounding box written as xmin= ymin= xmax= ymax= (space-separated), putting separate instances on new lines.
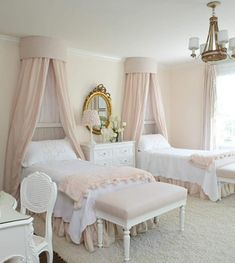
xmin=83 ymin=84 xmax=112 ymax=135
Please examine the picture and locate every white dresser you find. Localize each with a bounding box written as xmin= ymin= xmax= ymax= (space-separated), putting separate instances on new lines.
xmin=81 ymin=141 xmax=135 ymax=167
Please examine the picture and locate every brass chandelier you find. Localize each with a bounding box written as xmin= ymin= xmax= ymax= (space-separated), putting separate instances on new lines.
xmin=188 ymin=1 xmax=235 ymax=63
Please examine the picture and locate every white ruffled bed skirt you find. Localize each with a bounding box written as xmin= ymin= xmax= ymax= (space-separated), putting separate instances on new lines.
xmin=53 ymin=217 xmax=157 ymax=252
xmin=155 ymin=176 xmax=235 ymax=199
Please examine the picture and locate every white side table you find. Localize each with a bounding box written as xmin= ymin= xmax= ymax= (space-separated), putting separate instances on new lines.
xmin=0 ymin=193 xmax=38 ymax=262
xmin=81 ymin=141 xmax=135 ymax=167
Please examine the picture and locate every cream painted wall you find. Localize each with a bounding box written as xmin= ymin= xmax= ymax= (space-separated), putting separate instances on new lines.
xmin=168 ymin=62 xmax=205 ymax=149
xmin=0 ymin=38 xmax=19 ymax=190
xmin=66 ymin=51 xmax=124 ymax=143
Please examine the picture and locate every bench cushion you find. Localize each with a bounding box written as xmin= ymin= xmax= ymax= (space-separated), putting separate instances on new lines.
xmin=95 ymin=182 xmax=187 ymax=220
xmin=217 ymin=163 xmax=235 ymax=180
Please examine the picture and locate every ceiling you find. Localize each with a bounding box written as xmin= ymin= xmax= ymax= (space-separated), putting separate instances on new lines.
xmin=0 ymin=0 xmax=235 ymax=65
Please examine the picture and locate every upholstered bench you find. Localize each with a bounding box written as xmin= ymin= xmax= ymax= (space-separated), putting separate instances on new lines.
xmin=95 ymin=182 xmax=187 ymax=261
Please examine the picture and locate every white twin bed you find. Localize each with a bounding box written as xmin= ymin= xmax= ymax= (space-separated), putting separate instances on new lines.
xmin=137 ymin=134 xmax=235 ymax=201
xmin=21 ymin=138 xmax=153 ymax=250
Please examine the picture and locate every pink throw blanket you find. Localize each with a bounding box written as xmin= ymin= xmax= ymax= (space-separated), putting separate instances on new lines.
xmin=59 ymin=166 xmax=154 ymax=208
xmin=190 ymin=151 xmax=235 ymax=169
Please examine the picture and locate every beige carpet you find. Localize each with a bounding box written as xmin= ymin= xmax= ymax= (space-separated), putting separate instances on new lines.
xmin=34 ymin=195 xmax=235 ymax=263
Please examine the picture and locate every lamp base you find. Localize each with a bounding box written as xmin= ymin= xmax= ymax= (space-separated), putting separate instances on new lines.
xmin=90 ymin=126 xmax=96 ymax=145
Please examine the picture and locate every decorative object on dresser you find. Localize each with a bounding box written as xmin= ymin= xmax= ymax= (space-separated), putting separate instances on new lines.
xmin=108 ymin=115 xmax=127 ymax=142
xmin=83 ymin=84 xmax=112 ymax=135
xmin=81 ymin=141 xmax=135 ymax=167
xmin=81 ymin=109 xmax=101 ymax=144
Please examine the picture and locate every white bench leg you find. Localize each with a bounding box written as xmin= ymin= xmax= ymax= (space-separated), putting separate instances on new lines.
xmin=123 ymin=228 xmax=130 ymax=261
xmin=97 ymin=218 xmax=103 ymax=248
xmin=179 ymin=205 xmax=185 ymax=232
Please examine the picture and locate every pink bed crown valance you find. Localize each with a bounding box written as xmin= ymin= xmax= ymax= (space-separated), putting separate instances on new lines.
xmin=20 ymin=36 xmax=67 ymax=62
xmin=124 ymin=57 xmax=157 ymax=74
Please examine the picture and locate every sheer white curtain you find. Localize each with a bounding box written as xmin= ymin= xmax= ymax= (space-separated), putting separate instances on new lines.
xmin=214 ymin=62 xmax=235 ymax=149
xmin=202 ymin=64 xmax=217 ymax=150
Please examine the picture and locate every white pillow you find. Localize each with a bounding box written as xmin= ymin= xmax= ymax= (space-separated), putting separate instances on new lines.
xmin=22 ymin=139 xmax=78 ymax=167
xmin=138 ymin=134 xmax=171 ymax=151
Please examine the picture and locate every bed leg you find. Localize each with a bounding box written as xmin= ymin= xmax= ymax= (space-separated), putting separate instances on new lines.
xmin=97 ymin=218 xmax=103 ymax=248
xmin=154 ymin=216 xmax=160 ymax=224
xmin=124 ymin=228 xmax=130 ymax=261
xmin=179 ymin=205 xmax=185 ymax=232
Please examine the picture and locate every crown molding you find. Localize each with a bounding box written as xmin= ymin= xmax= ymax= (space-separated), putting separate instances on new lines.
xmin=69 ymin=48 xmax=122 ymax=62
xmin=0 ymin=34 xmax=19 ymax=43
xmin=0 ymin=34 xmax=123 ymax=61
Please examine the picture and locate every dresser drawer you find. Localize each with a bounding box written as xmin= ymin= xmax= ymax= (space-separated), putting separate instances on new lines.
xmin=114 ymin=157 xmax=134 ymax=167
xmin=95 ymin=159 xmax=113 ymax=167
xmin=94 ymin=148 xmax=113 ymax=160
xmin=113 ymin=146 xmax=133 ymax=157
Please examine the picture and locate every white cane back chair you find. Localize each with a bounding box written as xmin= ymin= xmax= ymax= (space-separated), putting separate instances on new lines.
xmin=20 ymin=172 xmax=57 ymax=263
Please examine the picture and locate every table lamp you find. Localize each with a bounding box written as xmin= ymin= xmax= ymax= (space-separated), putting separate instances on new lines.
xmin=81 ymin=110 xmax=101 ymax=144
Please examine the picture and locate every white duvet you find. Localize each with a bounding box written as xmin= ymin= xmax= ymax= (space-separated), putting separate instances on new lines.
xmin=137 ymin=148 xmax=235 ymax=201
xmin=22 ymin=159 xmax=147 ymax=244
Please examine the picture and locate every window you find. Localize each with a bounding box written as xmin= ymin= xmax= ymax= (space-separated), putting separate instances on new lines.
xmin=215 ymin=73 xmax=235 ymax=149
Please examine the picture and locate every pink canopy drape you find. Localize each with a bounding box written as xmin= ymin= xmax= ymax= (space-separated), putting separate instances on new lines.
xmin=122 ymin=73 xmax=150 ymax=143
xmin=122 ymin=57 xmax=168 ymax=146
xmin=4 ymin=36 xmax=84 ymax=197
xmin=52 ymin=60 xmax=85 ymax=159
xmin=4 ymin=58 xmax=49 ymax=197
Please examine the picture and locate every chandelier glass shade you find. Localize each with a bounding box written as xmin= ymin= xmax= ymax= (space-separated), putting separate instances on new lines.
xmin=188 ymin=1 xmax=235 ymax=63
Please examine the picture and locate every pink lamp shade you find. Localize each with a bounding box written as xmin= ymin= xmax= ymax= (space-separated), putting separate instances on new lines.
xmin=81 ymin=110 xmax=101 ymax=127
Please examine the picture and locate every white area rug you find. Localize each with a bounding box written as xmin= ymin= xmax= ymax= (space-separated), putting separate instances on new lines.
xmin=34 ymin=195 xmax=235 ymax=263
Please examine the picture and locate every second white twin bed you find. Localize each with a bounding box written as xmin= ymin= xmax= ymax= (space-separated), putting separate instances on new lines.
xmin=137 ymin=134 xmax=235 ymax=201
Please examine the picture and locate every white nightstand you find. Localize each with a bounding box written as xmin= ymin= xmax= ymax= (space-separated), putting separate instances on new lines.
xmin=81 ymin=141 xmax=135 ymax=167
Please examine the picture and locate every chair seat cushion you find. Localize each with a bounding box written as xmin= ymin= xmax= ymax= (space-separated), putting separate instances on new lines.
xmin=33 ymin=235 xmax=47 ymax=252
xmin=95 ymin=182 xmax=187 ymax=220
xmin=217 ymin=163 xmax=235 ymax=180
